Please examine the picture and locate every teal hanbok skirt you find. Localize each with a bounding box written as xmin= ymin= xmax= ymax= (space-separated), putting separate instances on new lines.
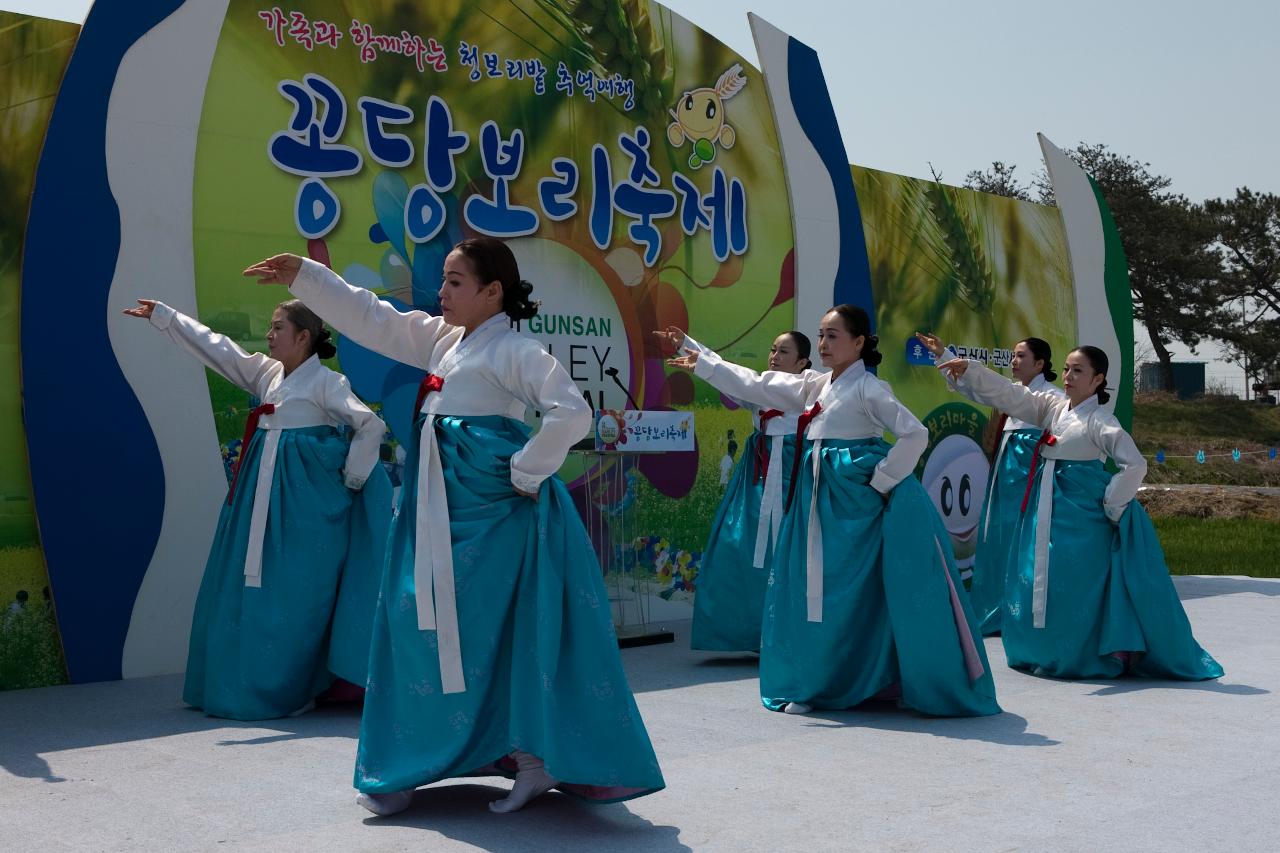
xmin=1002 ymin=458 xmax=1223 ymax=680
xmin=760 ymin=438 xmax=1000 ymax=717
xmin=692 ymin=429 xmax=797 ymax=652
xmin=969 ymin=428 xmax=1040 ymax=635
xmin=183 ymin=425 xmax=390 ymax=720
xmin=354 ymin=414 xmax=664 ymax=802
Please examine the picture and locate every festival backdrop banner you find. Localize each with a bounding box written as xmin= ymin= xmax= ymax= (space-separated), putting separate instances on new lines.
xmin=16 ymin=1 xmax=1131 ymax=685
xmin=21 ymin=0 xmax=794 ymax=682
xmin=0 ymin=12 xmax=78 ymax=691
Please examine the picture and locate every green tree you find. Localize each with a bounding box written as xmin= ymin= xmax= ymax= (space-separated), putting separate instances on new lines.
xmin=962 ymin=161 xmax=1032 ymax=201
xmin=1205 ymin=189 xmax=1280 ymax=397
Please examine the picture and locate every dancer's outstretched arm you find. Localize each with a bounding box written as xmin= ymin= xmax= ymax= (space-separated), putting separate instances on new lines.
xmin=247 ymin=254 xmax=453 ymax=370
xmin=124 ymin=299 xmax=275 ymax=395
xmin=938 ymin=358 xmax=1058 ymax=429
xmin=656 ymin=326 xmax=825 ymax=411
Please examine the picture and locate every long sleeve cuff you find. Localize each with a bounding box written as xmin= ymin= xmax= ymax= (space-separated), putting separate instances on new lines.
xmin=869 ymin=466 xmax=897 ymax=495
xmin=693 ymin=352 xmax=716 ymax=380
xmin=510 ymin=465 xmax=545 ymax=494
xmin=149 ymin=302 xmax=177 ymax=331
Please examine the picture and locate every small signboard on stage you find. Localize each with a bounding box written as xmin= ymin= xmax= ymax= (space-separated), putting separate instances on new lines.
xmin=594 ymin=410 xmax=695 ymax=453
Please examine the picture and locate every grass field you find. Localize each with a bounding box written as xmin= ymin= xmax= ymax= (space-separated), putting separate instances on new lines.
xmin=1153 ymin=517 xmax=1280 ymax=578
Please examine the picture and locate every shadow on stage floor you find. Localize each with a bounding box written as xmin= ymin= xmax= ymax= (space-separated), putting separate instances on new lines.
xmin=1174 ymin=575 xmax=1280 ymax=600
xmin=0 ymin=675 xmax=362 ymax=783
xmin=796 ymin=707 xmax=1060 ymax=747
xmin=366 ymin=784 xmax=690 ymax=853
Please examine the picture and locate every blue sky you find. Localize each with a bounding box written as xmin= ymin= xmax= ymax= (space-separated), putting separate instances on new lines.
xmin=14 ymin=0 xmax=1276 ymax=389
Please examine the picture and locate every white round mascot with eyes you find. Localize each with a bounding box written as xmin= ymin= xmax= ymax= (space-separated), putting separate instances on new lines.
xmin=920 ymin=433 xmax=990 ymax=579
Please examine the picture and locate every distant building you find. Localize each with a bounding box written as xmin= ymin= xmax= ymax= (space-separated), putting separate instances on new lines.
xmin=1138 ymin=361 xmax=1205 ymax=400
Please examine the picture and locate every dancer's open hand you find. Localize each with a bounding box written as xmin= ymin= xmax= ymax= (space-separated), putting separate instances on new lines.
xmin=666 ymin=353 xmax=699 ymax=371
xmin=243 ymin=254 xmax=303 ymax=286
xmin=936 ymin=358 xmax=968 ymax=381
xmin=122 ymin=299 xmax=158 ymax=319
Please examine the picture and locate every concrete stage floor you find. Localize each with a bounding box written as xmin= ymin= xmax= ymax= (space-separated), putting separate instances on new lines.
xmin=1 ymin=575 xmax=1276 ymax=852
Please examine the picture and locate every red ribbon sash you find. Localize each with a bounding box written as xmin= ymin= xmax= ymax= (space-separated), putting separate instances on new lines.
xmin=1019 ymin=430 xmax=1058 ymax=513
xmin=753 ymin=409 xmax=784 ymax=483
xmin=228 ymin=403 xmax=275 ymax=504
xmin=413 ymin=372 xmax=445 ymax=419
xmin=785 ymin=401 xmax=823 ymax=512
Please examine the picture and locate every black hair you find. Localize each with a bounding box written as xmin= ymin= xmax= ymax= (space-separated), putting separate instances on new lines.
xmin=828 ymin=304 xmax=882 ymax=367
xmin=453 ymin=236 xmax=540 ymax=321
xmin=1071 ymin=345 xmax=1111 ymax=404
xmin=1018 ymin=337 xmax=1057 ymax=381
xmin=781 ymin=330 xmax=813 ymax=370
xmin=276 ymin=299 xmax=337 ymax=359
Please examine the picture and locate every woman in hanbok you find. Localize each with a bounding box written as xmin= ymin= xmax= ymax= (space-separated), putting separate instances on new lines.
xmin=673 ymin=331 xmax=813 ymax=653
xmin=664 ymin=306 xmax=999 ymax=717
xmin=915 ymin=334 xmax=1065 ymax=635
xmin=936 ymin=347 xmax=1222 ymax=680
xmin=123 ymin=297 xmax=392 ymax=720
xmin=244 ymin=237 xmax=664 ymax=817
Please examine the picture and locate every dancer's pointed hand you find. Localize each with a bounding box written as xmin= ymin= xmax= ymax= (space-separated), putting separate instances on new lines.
xmin=914 ymin=331 xmax=945 ymax=358
xmin=650 ymin=326 xmax=685 ymax=355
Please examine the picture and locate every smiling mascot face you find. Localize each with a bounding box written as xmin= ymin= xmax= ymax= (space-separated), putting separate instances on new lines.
xmin=920 ymin=433 xmax=990 ymax=571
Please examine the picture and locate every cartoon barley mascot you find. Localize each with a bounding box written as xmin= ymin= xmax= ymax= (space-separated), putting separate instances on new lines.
xmin=667 ymin=63 xmax=746 ymax=170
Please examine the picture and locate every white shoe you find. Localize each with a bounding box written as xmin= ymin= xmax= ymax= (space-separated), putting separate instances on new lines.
xmin=783 ymin=702 xmax=812 ymax=715
xmin=357 ymin=790 xmax=413 ymax=816
xmin=287 ymin=699 xmax=316 ymax=718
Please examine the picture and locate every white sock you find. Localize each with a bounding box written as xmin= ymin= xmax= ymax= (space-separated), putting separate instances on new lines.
xmin=783 ymin=702 xmax=812 ymax=715
xmin=356 ymin=789 xmax=413 ymax=817
xmin=488 ymin=751 xmax=558 ymax=814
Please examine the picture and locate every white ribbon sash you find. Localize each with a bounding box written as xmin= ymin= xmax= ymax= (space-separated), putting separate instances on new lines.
xmin=409 ymin=318 xmax=508 ymax=695
xmin=752 ymin=434 xmax=787 ymax=569
xmin=243 ymin=409 xmax=332 ymax=588
xmin=414 ymin=414 xmax=466 ymax=694
xmin=1031 ymin=457 xmax=1056 ymax=629
xmin=805 ymin=438 xmax=825 ymax=622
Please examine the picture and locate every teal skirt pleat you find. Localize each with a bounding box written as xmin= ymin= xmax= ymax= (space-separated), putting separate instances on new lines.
xmin=692 ymin=430 xmax=796 ymax=652
xmin=969 ymin=428 xmax=1041 ymax=635
xmin=1001 ymin=458 xmax=1223 ymax=680
xmin=759 ymin=438 xmax=1000 ymax=717
xmin=184 ymin=426 xmax=360 ymax=720
xmin=354 ymin=414 xmax=664 ymax=802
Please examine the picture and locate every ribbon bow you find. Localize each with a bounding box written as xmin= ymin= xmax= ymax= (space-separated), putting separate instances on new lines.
xmin=413 ymin=373 xmax=445 ymax=418
xmin=754 ymin=409 xmax=785 ymax=483
xmin=1019 ymin=430 xmax=1057 ymax=513
xmin=228 ymin=403 xmax=275 ymax=503
xmin=785 ymin=401 xmax=823 ymax=511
